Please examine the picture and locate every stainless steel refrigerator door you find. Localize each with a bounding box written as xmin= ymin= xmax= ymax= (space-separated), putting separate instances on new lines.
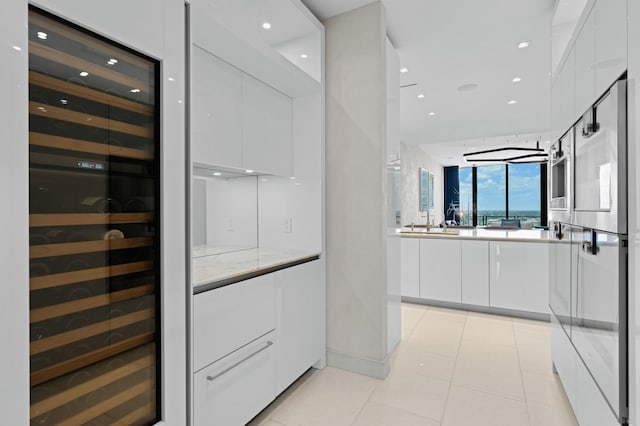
xmin=549 ymin=223 xmax=573 ymax=335
xmin=573 ymin=80 xmax=627 ymax=234
xmin=572 ymin=229 xmax=627 ymax=421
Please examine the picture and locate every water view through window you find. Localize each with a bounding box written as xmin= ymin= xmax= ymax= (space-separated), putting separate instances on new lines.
xmin=458 ymin=164 xmax=542 ymax=227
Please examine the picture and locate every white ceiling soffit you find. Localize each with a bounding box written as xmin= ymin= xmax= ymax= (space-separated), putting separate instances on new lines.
xmin=303 ymin=0 xmax=555 ymax=147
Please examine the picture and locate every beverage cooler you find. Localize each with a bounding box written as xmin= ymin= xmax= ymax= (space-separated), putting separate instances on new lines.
xmin=28 ymin=8 xmax=160 ymax=425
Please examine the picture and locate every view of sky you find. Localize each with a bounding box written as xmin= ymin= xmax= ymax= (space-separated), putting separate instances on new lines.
xmin=458 ymin=164 xmax=541 ymax=213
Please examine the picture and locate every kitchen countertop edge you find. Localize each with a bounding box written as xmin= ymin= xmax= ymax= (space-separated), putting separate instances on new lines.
xmin=193 ymin=253 xmax=321 ymax=295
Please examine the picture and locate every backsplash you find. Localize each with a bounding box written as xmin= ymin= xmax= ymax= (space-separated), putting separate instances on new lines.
xmin=400 ymin=143 xmax=444 ymax=226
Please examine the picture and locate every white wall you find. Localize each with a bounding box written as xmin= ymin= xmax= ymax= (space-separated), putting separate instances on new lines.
xmin=324 ymin=1 xmax=390 ymax=378
xmin=198 ymin=176 xmax=258 ymax=252
xmin=3 ymin=1 xmax=188 ymax=424
xmin=400 ymin=143 xmax=445 ymax=226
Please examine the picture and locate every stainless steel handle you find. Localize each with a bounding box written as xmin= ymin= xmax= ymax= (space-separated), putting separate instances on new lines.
xmin=206 ymin=341 xmax=273 ymax=382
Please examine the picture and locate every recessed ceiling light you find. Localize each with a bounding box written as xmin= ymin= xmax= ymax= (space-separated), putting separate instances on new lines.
xmin=79 ymin=71 xmax=89 ymax=77
xmin=400 ymin=67 xmax=408 ymax=73
xmin=457 ymin=83 xmax=479 ymax=92
xmin=261 ymin=178 xmax=268 ymax=182
xmin=417 ymin=93 xmax=425 ymax=99
xmin=512 ymin=77 xmax=522 ymax=83
xmin=60 ymin=99 xmax=68 ymax=105
xmin=295 ymin=182 xmax=302 ymax=186
xmin=130 ymin=88 xmax=141 ymax=93
xmin=262 ymin=22 xmax=272 ymax=30
xmin=428 ymin=112 xmax=436 ymax=116
xmin=508 ymin=100 xmax=518 ymax=104
xmin=245 ymin=169 xmax=254 ymax=173
xmin=12 ymin=45 xmax=22 ymax=51
xmin=37 ymin=32 xmax=48 ymax=40
xmin=168 ymin=77 xmax=175 ymax=82
xmin=107 ymin=58 xmax=118 ymax=65
xmin=300 ymin=53 xmax=308 ymax=59
xmin=289 ymin=176 xmax=296 ymax=180
xmin=518 ymin=41 xmax=530 ymax=49
xmin=213 ymin=172 xmax=222 ymax=176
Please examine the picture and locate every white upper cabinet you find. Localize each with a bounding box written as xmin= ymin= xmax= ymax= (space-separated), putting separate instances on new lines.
xmin=594 ymin=0 xmax=627 ymax=96
xmin=575 ymin=8 xmax=596 ymax=116
xmin=242 ymin=74 xmax=293 ymax=177
xmin=561 ymin=47 xmax=576 ymax=132
xmin=191 ymin=47 xmax=242 ymax=168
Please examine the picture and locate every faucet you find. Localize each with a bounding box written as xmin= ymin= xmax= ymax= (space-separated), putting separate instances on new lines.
xmin=422 ymin=210 xmax=432 ymax=231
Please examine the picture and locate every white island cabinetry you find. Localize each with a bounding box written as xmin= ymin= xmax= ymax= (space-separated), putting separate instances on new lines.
xmin=489 ymin=241 xmax=549 ymax=314
xmin=419 ymin=239 xmax=461 ymax=303
xmin=401 ymin=230 xmax=550 ymax=317
xmin=461 ymin=240 xmax=489 ymax=306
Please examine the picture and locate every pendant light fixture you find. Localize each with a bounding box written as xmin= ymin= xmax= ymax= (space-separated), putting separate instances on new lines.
xmin=463 ymin=141 xmax=548 ymax=164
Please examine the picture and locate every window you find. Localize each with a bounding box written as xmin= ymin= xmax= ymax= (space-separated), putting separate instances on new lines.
xmin=508 ymin=163 xmax=542 ymax=227
xmin=458 ymin=164 xmax=545 ymax=227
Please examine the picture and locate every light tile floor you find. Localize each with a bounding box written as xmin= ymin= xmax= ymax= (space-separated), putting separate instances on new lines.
xmin=249 ymin=303 xmax=578 ymax=426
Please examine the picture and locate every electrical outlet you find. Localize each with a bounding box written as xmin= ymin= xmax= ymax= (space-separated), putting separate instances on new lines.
xmin=283 ymin=217 xmax=292 ymax=233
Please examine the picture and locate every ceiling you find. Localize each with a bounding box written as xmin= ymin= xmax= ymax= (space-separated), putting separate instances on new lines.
xmin=302 ymin=0 xmax=556 ymax=152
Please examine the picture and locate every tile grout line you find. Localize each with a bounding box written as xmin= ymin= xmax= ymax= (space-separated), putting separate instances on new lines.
xmin=437 ymin=311 xmax=468 ymax=425
xmin=512 ymin=319 xmax=533 ymax=426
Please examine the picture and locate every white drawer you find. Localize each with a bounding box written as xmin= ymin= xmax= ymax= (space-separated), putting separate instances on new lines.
xmin=194 ymin=274 xmax=276 ymax=371
xmin=194 ymin=332 xmax=276 ymax=426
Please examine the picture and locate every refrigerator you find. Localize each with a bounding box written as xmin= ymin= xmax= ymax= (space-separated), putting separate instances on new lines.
xmin=549 ymin=78 xmax=628 ymax=424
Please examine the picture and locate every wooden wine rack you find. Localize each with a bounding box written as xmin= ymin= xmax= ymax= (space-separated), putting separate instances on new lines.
xmin=28 ymin=7 xmax=159 ymax=425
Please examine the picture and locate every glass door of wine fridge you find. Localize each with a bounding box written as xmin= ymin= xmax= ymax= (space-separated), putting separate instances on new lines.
xmin=28 ymin=8 xmax=160 ymax=425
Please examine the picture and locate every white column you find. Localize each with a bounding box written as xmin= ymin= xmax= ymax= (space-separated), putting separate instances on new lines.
xmin=324 ymin=1 xmax=390 ymax=378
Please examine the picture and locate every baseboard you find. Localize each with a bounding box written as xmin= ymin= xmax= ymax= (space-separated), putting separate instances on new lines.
xmin=326 ymin=350 xmax=390 ymax=379
xmin=402 ymin=296 xmax=551 ymax=322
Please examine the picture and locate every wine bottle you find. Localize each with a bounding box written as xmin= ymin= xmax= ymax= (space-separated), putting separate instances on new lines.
xmin=79 ymin=197 xmax=122 ymax=213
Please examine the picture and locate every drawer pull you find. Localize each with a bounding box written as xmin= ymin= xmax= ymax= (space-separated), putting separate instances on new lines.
xmin=206 ymin=341 xmax=273 ymax=382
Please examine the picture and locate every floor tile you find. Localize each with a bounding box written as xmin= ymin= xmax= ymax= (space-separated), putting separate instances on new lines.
xmin=369 ymin=369 xmax=450 ymax=421
xmin=462 ymin=315 xmax=517 ymax=347
xmin=268 ymin=367 xmax=378 ymax=426
xmin=442 ymin=385 xmax=529 ymax=426
xmin=352 ymin=401 xmax=440 ymax=426
xmin=522 ymin=371 xmax=569 ymax=406
xmin=392 ymin=346 xmax=456 ymax=381
xmin=528 ymin=401 xmax=578 ymax=426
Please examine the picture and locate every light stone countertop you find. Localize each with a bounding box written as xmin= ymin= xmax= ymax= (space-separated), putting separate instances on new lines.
xmin=192 ymin=246 xmax=321 ymax=291
xmin=399 ymin=227 xmax=553 ymax=243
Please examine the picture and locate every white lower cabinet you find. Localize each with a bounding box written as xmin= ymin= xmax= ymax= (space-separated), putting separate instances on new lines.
xmin=194 ymin=332 xmax=276 ymax=426
xmin=461 ymin=240 xmax=489 ymax=306
xmin=193 ymin=274 xmax=276 ymax=371
xmin=275 ymin=261 xmax=322 ymax=394
xmin=400 ymin=238 xmax=420 ymax=298
xmin=552 ymin=313 xmax=620 ymax=426
xmin=193 ymin=260 xmax=323 ymax=424
xmin=489 ymin=241 xmax=549 ymax=314
xmin=419 ymin=239 xmax=461 ymax=303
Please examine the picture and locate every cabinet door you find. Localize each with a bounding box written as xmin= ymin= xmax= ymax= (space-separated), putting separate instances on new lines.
xmin=191 ymin=46 xmax=242 ymax=168
xmin=193 ymin=274 xmax=275 ymax=372
xmin=401 ymin=238 xmax=420 ymax=298
xmin=595 ymin=0 xmax=627 ymax=97
xmin=561 ymin=47 xmax=576 ymax=131
xmin=242 ymin=74 xmax=293 ymax=176
xmin=275 ymin=261 xmax=322 ymax=395
xmin=193 ymin=332 xmax=276 ymax=426
xmin=419 ymin=239 xmax=461 ymax=303
xmin=461 ymin=240 xmax=489 ymax=306
xmin=575 ymin=8 xmax=596 ymax=115
xmin=489 ymin=242 xmax=549 ymax=313
xmin=551 ymin=315 xmax=578 ymax=410
xmin=575 ymin=354 xmax=620 ymax=426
